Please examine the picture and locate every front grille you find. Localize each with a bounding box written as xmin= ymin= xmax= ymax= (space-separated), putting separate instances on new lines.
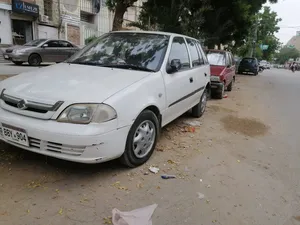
xmin=5 ymin=49 xmax=13 ymax=53
xmin=0 ymin=89 xmax=64 ymax=114
xmin=29 ymin=137 xmax=86 ymax=156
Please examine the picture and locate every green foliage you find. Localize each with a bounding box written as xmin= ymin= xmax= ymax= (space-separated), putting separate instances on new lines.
xmin=132 ymin=0 xmax=278 ymax=48
xmin=85 ymin=36 xmax=98 ymax=45
xmin=275 ymin=47 xmax=300 ymax=64
xmin=236 ymin=6 xmax=281 ymax=60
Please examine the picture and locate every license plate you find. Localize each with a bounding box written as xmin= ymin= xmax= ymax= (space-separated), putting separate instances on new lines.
xmin=4 ymin=55 xmax=9 ymax=59
xmin=1 ymin=123 xmax=29 ymax=146
xmin=211 ymin=85 xmax=218 ymax=89
xmin=245 ymin=69 xmax=249 ymax=71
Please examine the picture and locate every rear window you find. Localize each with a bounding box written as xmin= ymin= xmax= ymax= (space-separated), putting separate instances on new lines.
xmin=207 ymin=51 xmax=226 ymax=66
xmin=241 ymin=58 xmax=256 ymax=65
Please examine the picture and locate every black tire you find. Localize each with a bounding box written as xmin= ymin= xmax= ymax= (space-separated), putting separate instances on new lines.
xmin=28 ymin=53 xmax=42 ymax=66
xmin=214 ymin=83 xmax=224 ymax=99
xmin=12 ymin=61 xmax=23 ymax=65
xmin=192 ymin=88 xmax=207 ymax=118
xmin=227 ymin=77 xmax=234 ymax=91
xmin=120 ymin=110 xmax=159 ymax=167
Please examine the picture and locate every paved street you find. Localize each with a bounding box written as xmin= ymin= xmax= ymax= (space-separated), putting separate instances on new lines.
xmin=0 ymin=63 xmax=53 ymax=76
xmin=1 ymin=68 xmax=300 ymax=225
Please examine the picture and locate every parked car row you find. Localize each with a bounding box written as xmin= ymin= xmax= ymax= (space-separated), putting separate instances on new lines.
xmin=0 ymin=31 xmax=258 ymax=167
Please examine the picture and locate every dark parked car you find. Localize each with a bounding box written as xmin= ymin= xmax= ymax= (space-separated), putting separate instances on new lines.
xmin=3 ymin=39 xmax=80 ymax=66
xmin=237 ymin=57 xmax=259 ymax=75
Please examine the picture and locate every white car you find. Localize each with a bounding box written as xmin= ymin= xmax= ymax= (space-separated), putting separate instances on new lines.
xmin=0 ymin=31 xmax=210 ymax=167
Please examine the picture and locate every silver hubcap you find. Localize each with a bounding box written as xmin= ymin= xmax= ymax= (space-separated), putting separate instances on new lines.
xmin=201 ymin=92 xmax=207 ymax=113
xmin=133 ymin=120 xmax=156 ymax=158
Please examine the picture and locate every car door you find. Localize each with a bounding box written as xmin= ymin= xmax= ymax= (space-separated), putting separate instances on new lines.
xmin=162 ymin=36 xmax=195 ymax=125
xmin=185 ymin=38 xmax=208 ymax=105
xmin=58 ymin=41 xmax=76 ymax=61
xmin=40 ymin=40 xmax=59 ymax=62
xmin=195 ymin=41 xmax=210 ymax=88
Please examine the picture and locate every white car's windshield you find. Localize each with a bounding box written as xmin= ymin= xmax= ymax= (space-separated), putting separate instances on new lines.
xmin=24 ymin=39 xmax=47 ymax=46
xmin=67 ymin=33 xmax=170 ymax=72
xmin=207 ymin=52 xmax=226 ymax=66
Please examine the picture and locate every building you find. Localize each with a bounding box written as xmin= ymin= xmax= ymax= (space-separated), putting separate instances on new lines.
xmin=286 ymin=31 xmax=300 ymax=52
xmin=0 ymin=0 xmax=40 ymax=45
xmin=0 ymin=0 xmax=143 ymax=47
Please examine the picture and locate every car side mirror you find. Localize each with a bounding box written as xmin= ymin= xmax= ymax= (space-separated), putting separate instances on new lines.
xmin=42 ymin=44 xmax=48 ymax=48
xmin=168 ymin=59 xmax=182 ymax=73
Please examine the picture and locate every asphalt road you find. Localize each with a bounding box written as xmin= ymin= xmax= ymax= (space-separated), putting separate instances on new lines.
xmin=0 ymin=63 xmax=53 ymax=75
xmin=0 ymin=68 xmax=300 ymax=225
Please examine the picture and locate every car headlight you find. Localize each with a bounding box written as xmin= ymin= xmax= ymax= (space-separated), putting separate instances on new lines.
xmin=13 ymin=49 xmax=27 ymax=54
xmin=210 ymin=75 xmax=220 ymax=82
xmin=57 ymin=103 xmax=117 ymax=124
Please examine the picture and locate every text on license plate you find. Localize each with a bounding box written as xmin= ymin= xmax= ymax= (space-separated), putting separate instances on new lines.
xmin=1 ymin=123 xmax=29 ymax=146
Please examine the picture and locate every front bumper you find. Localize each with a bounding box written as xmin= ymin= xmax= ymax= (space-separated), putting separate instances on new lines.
xmin=210 ymin=82 xmax=223 ymax=92
xmin=3 ymin=53 xmax=28 ymax=62
xmin=0 ymin=108 xmax=131 ymax=164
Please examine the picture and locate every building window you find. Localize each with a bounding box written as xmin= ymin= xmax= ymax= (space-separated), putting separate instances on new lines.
xmin=44 ymin=0 xmax=53 ymax=21
xmin=80 ymin=11 xmax=95 ymax=24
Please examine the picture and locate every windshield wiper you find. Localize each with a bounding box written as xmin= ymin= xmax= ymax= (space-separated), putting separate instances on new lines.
xmin=102 ymin=64 xmax=155 ymax=72
xmin=69 ymin=61 xmax=103 ymax=66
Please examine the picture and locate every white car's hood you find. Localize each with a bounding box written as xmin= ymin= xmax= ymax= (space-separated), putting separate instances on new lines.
xmin=1 ymin=63 xmax=150 ymax=104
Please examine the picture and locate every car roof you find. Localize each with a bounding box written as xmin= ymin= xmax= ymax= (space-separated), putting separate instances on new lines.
xmin=110 ymin=30 xmax=201 ymax=42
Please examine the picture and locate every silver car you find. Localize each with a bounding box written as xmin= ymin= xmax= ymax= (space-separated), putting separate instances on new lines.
xmin=3 ymin=39 xmax=80 ymax=66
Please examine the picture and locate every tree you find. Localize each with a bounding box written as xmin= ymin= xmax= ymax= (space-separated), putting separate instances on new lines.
xmin=235 ymin=6 xmax=281 ymax=59
xmin=131 ymin=0 xmax=278 ymax=48
xmin=106 ymin=0 xmax=138 ymax=31
xmin=275 ymin=47 xmax=300 ymax=64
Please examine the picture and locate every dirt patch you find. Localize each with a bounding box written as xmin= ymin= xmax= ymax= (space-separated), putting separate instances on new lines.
xmin=0 ymin=75 xmax=14 ymax=81
xmin=207 ymin=105 xmax=236 ymax=113
xmin=221 ymin=115 xmax=268 ymax=137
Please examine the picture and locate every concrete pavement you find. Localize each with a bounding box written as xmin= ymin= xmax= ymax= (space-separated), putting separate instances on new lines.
xmin=0 ymin=68 xmax=300 ymax=225
xmin=0 ymin=63 xmax=52 ymax=75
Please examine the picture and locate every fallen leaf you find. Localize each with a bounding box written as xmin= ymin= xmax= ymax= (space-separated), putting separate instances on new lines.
xmin=58 ymin=208 xmax=63 ymax=215
xmin=156 ymin=186 xmax=161 ymax=189
xmin=103 ymin=216 xmax=112 ymax=224
xmin=27 ymin=209 xmax=30 ymax=213
xmin=237 ymin=160 xmax=241 ymax=163
xmin=136 ymin=182 xmax=143 ymax=189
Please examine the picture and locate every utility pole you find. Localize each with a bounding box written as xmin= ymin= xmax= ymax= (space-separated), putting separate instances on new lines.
xmin=250 ymin=17 xmax=258 ymax=57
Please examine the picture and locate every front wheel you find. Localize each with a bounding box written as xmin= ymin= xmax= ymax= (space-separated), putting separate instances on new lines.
xmin=227 ymin=77 xmax=234 ymax=91
xmin=192 ymin=88 xmax=207 ymax=118
xmin=120 ymin=110 xmax=159 ymax=167
xmin=28 ymin=54 xmax=42 ymax=66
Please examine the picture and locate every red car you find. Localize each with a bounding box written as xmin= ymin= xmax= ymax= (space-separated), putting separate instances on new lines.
xmin=206 ymin=49 xmax=236 ymax=99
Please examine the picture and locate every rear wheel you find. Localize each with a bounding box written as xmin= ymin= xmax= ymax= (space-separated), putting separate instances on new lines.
xmin=120 ymin=110 xmax=159 ymax=167
xmin=28 ymin=54 xmax=42 ymax=66
xmin=12 ymin=61 xmax=23 ymax=66
xmin=192 ymin=89 xmax=207 ymax=118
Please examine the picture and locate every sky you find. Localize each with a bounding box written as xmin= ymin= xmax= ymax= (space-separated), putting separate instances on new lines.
xmin=267 ymin=0 xmax=300 ymax=44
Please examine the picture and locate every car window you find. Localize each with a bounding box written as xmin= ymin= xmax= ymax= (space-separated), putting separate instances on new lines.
xmin=227 ymin=52 xmax=233 ymax=66
xmin=59 ymin=41 xmax=73 ymax=47
xmin=168 ymin=37 xmax=190 ymax=71
xmin=195 ymin=42 xmax=207 ymax=65
xmin=186 ymin=38 xmax=201 ymax=67
xmin=67 ymin=33 xmax=170 ymax=72
xmin=46 ymin=41 xmax=60 ymax=47
xmin=240 ymin=58 xmax=256 ymax=65
xmin=207 ymin=51 xmax=226 ymax=66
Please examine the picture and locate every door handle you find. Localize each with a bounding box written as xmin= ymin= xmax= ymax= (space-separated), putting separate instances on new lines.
xmin=204 ymin=73 xmax=207 ymax=77
xmin=189 ymin=77 xmax=194 ymax=83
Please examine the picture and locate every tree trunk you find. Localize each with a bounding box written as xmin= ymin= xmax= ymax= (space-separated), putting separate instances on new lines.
xmin=112 ymin=2 xmax=127 ymax=31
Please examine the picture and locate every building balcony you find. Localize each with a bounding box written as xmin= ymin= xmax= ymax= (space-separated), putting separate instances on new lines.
xmin=80 ymin=0 xmax=96 ymax=14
